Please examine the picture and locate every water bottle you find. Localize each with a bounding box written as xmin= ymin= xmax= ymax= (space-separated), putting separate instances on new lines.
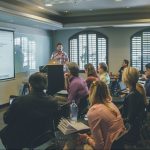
xmin=70 ymin=100 xmax=78 ymax=122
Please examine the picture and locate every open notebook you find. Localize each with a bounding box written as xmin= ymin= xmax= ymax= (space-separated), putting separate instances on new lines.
xmin=58 ymin=118 xmax=90 ymax=135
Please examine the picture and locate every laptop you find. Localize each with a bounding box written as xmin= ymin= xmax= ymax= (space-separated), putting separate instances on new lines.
xmin=9 ymin=95 xmax=18 ymax=105
xmin=119 ymin=82 xmax=126 ymax=91
xmin=119 ymin=82 xmax=129 ymax=94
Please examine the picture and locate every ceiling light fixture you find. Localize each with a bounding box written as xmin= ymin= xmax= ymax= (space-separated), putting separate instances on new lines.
xmin=115 ymin=0 xmax=122 ymax=2
xmin=44 ymin=0 xmax=53 ymax=6
xmin=45 ymin=3 xmax=53 ymax=7
xmin=38 ymin=6 xmax=44 ymax=10
xmin=64 ymin=10 xmax=68 ymax=13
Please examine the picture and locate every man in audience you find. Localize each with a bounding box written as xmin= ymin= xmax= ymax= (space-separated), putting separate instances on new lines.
xmin=145 ymin=63 xmax=150 ymax=97
xmin=51 ymin=42 xmax=68 ymax=65
xmin=0 ymin=72 xmax=58 ymax=149
xmin=118 ymin=59 xmax=129 ymax=81
xmin=65 ymin=62 xmax=88 ymax=116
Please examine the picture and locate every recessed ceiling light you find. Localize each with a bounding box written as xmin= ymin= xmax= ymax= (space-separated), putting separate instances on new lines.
xmin=45 ymin=3 xmax=53 ymax=7
xmin=115 ymin=0 xmax=122 ymax=2
xmin=89 ymin=9 xmax=93 ymax=11
xmin=64 ymin=10 xmax=69 ymax=13
xmin=38 ymin=6 xmax=44 ymax=9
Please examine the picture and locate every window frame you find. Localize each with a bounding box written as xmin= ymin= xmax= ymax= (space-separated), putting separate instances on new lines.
xmin=130 ymin=28 xmax=150 ymax=72
xmin=68 ymin=30 xmax=108 ymax=71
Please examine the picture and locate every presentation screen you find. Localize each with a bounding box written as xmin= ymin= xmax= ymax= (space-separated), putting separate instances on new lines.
xmin=0 ymin=30 xmax=14 ymax=80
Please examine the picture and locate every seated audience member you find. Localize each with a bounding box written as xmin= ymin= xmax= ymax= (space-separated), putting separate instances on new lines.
xmin=84 ymin=63 xmax=99 ymax=89
xmin=136 ymin=83 xmax=149 ymax=107
xmin=98 ymin=62 xmax=110 ymax=85
xmin=144 ymin=63 xmax=150 ymax=97
xmin=122 ymin=67 xmax=146 ymax=144
xmin=0 ymin=72 xmax=58 ymax=149
xmin=65 ymin=62 xmax=88 ymax=116
xmin=79 ymin=80 xmax=125 ymax=150
xmin=118 ymin=59 xmax=129 ymax=81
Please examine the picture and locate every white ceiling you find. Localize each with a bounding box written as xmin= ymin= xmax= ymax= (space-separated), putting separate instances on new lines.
xmin=0 ymin=0 xmax=150 ymax=30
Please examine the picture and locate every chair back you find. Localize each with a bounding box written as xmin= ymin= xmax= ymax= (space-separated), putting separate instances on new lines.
xmin=111 ymin=123 xmax=131 ymax=150
xmin=28 ymin=130 xmax=56 ymax=149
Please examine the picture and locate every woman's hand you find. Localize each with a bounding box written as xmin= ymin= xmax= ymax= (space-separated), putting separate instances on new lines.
xmin=64 ymin=73 xmax=69 ymax=78
xmin=79 ymin=133 xmax=88 ymax=140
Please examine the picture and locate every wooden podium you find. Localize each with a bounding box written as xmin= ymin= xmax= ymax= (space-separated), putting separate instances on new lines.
xmin=47 ymin=65 xmax=64 ymax=95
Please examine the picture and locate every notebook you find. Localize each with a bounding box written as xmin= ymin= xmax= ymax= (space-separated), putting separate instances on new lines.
xmin=119 ymin=82 xmax=126 ymax=91
xmin=119 ymin=82 xmax=129 ymax=94
xmin=58 ymin=118 xmax=90 ymax=135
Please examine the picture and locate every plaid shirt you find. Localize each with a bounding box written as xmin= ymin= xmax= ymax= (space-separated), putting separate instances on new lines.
xmin=51 ymin=50 xmax=68 ymax=64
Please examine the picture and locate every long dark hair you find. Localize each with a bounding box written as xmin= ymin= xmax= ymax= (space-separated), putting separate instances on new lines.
xmin=85 ymin=63 xmax=97 ymax=77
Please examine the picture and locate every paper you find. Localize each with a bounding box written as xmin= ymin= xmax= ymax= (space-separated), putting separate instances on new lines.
xmin=58 ymin=118 xmax=90 ymax=135
xmin=57 ymin=90 xmax=68 ymax=95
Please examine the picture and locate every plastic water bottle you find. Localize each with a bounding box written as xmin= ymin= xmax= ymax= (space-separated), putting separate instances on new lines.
xmin=70 ymin=100 xmax=78 ymax=122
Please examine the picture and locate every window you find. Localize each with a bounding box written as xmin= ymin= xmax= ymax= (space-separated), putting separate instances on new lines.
xmin=15 ymin=37 xmax=36 ymax=70
xmin=131 ymin=29 xmax=150 ymax=72
xmin=69 ymin=31 xmax=108 ymax=70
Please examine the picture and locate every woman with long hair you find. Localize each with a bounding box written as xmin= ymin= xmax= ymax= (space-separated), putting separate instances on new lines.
xmin=84 ymin=63 xmax=99 ymax=89
xmin=122 ymin=67 xmax=146 ymax=144
xmin=80 ymin=80 xmax=125 ymax=150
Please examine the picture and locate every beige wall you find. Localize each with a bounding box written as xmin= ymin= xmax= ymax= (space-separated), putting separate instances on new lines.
xmin=0 ymin=22 xmax=51 ymax=105
xmin=0 ymin=73 xmax=29 ymax=105
xmin=0 ymin=25 xmax=148 ymax=105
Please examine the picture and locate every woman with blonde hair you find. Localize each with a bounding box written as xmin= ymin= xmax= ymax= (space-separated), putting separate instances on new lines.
xmin=80 ymin=80 xmax=125 ymax=150
xmin=122 ymin=67 xmax=146 ymax=144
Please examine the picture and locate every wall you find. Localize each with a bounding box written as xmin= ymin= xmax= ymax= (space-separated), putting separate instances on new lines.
xmin=53 ymin=27 xmax=147 ymax=73
xmin=0 ymin=22 xmax=51 ymax=105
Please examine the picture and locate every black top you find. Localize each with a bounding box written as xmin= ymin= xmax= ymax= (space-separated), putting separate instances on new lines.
xmin=122 ymin=89 xmax=145 ymax=143
xmin=145 ymin=78 xmax=150 ymax=97
xmin=1 ymin=92 xmax=58 ymax=149
xmin=122 ymin=89 xmax=145 ymax=124
xmin=118 ymin=66 xmax=124 ymax=81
